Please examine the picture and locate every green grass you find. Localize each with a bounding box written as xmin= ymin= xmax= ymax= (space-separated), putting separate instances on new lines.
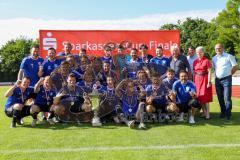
xmin=0 ymin=86 xmax=240 ymax=160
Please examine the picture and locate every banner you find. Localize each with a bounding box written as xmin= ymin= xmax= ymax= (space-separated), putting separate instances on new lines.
xmin=39 ymin=30 xmax=180 ymax=58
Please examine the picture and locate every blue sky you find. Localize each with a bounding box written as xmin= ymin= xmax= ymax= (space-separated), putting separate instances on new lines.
xmin=0 ymin=0 xmax=227 ymax=20
xmin=0 ymin=0 xmax=228 ymax=46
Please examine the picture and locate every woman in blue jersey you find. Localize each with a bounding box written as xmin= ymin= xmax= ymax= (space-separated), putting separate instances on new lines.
xmin=30 ymin=76 xmax=57 ymax=127
xmin=116 ymin=78 xmax=146 ymax=129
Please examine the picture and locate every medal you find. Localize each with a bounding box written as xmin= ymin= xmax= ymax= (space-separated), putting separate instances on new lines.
xmin=71 ymin=101 xmax=74 ymax=106
xmin=47 ymin=102 xmax=50 ymax=105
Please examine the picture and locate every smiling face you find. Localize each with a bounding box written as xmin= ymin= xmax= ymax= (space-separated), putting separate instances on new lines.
xmin=67 ymin=76 xmax=76 ymax=87
xmin=107 ymin=77 xmax=114 ymax=88
xmin=179 ymin=72 xmax=188 ymax=84
xmin=156 ymin=48 xmax=163 ymax=57
xmin=103 ymin=62 xmax=110 ymax=72
xmin=215 ymin=43 xmax=224 ymax=55
xmin=130 ymin=49 xmax=138 ymax=60
xmin=43 ymin=76 xmax=52 ymax=89
xmin=20 ymin=77 xmax=30 ymax=90
xmin=137 ymin=71 xmax=148 ymax=85
xmin=31 ymin=47 xmax=39 ymax=58
xmin=64 ymin=43 xmax=72 ymax=54
xmin=48 ymin=49 xmax=56 ymax=60
xmin=151 ymin=77 xmax=161 ymax=90
xmin=166 ymin=71 xmax=175 ymax=80
xmin=127 ymin=81 xmax=135 ymax=94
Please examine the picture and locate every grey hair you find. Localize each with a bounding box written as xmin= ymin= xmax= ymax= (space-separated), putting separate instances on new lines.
xmin=170 ymin=45 xmax=179 ymax=52
xmin=196 ymin=46 xmax=205 ymax=53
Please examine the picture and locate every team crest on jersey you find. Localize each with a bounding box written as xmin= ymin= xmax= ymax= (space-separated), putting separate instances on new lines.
xmin=48 ymin=66 xmax=52 ymax=70
xmin=186 ymin=86 xmax=190 ymax=92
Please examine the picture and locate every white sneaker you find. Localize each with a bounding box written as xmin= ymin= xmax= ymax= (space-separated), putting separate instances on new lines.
xmin=138 ymin=123 xmax=147 ymax=129
xmin=189 ymin=115 xmax=195 ymax=124
xmin=113 ymin=116 xmax=121 ymax=124
xmin=47 ymin=118 xmax=55 ymax=125
xmin=31 ymin=119 xmax=37 ymax=127
xmin=92 ymin=117 xmax=102 ymax=127
xmin=178 ymin=113 xmax=184 ymax=122
xmin=128 ymin=120 xmax=135 ymax=129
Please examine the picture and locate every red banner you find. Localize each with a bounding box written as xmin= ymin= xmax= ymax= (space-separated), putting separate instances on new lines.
xmin=39 ymin=30 xmax=180 ymax=58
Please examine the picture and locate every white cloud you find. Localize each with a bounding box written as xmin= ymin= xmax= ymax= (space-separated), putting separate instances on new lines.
xmin=0 ymin=10 xmax=219 ymax=47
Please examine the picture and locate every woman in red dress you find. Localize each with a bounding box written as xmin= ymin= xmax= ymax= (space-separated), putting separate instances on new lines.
xmin=193 ymin=46 xmax=212 ymax=119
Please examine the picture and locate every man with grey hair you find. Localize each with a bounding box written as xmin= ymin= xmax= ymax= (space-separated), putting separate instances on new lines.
xmin=212 ymin=43 xmax=238 ymax=120
xmin=169 ymin=46 xmax=191 ymax=78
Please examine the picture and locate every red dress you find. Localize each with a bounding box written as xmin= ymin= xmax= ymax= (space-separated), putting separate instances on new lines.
xmin=193 ymin=57 xmax=213 ymax=103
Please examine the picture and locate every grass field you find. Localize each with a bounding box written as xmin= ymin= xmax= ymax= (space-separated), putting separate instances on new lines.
xmin=0 ymin=86 xmax=240 ymax=160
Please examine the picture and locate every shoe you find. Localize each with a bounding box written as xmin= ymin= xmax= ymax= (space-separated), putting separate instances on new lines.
xmin=31 ymin=119 xmax=37 ymax=127
xmin=138 ymin=123 xmax=147 ymax=129
xmin=226 ymin=116 xmax=231 ymax=120
xmin=16 ymin=119 xmax=23 ymax=125
xmin=39 ymin=119 xmax=47 ymax=124
xmin=219 ymin=113 xmax=226 ymax=118
xmin=10 ymin=121 xmax=16 ymax=128
xmin=92 ymin=117 xmax=102 ymax=127
xmin=189 ymin=115 xmax=195 ymax=124
xmin=177 ymin=113 xmax=184 ymax=122
xmin=128 ymin=120 xmax=135 ymax=129
xmin=47 ymin=118 xmax=55 ymax=125
xmin=113 ymin=116 xmax=121 ymax=124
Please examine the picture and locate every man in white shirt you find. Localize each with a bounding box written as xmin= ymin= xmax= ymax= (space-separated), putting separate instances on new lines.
xmin=212 ymin=43 xmax=238 ymax=120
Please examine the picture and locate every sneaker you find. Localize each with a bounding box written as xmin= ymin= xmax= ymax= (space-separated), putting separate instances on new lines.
xmin=138 ymin=123 xmax=147 ymax=129
xmin=10 ymin=121 xmax=16 ymax=128
xmin=113 ymin=116 xmax=121 ymax=124
xmin=177 ymin=113 xmax=184 ymax=122
xmin=47 ymin=118 xmax=55 ymax=125
xmin=189 ymin=115 xmax=195 ymax=124
xmin=128 ymin=120 xmax=135 ymax=129
xmin=92 ymin=117 xmax=102 ymax=127
xmin=31 ymin=119 xmax=37 ymax=127
xmin=16 ymin=119 xmax=23 ymax=125
xmin=39 ymin=119 xmax=47 ymax=124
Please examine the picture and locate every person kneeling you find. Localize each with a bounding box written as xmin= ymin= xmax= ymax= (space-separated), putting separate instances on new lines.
xmin=172 ymin=70 xmax=201 ymax=124
xmin=30 ymin=76 xmax=57 ymax=127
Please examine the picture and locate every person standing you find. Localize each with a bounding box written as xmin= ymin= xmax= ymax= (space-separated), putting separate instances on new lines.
xmin=193 ymin=46 xmax=212 ymax=119
xmin=18 ymin=45 xmax=44 ymax=87
xmin=187 ymin=46 xmax=198 ymax=79
xmin=212 ymin=43 xmax=238 ymax=120
xmin=169 ymin=46 xmax=191 ymax=78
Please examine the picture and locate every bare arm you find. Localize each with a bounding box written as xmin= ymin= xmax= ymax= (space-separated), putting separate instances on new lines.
xmin=17 ymin=69 xmax=24 ymax=80
xmin=207 ymin=68 xmax=212 ymax=88
xmin=115 ymin=79 xmax=127 ymax=98
xmin=38 ymin=65 xmax=44 ymax=77
xmin=4 ymin=80 xmax=21 ymax=97
xmin=231 ymin=65 xmax=238 ymax=75
xmin=34 ymin=78 xmax=44 ymax=93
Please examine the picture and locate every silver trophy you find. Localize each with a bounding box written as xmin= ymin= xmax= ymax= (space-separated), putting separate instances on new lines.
xmin=88 ymin=87 xmax=102 ymax=126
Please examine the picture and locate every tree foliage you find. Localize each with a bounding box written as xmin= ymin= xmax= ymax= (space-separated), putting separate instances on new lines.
xmin=0 ymin=37 xmax=38 ymax=81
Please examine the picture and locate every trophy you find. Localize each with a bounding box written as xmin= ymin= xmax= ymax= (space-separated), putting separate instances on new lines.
xmin=88 ymin=86 xmax=102 ymax=126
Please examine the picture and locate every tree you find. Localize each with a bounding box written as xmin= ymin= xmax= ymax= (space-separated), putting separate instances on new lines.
xmin=213 ymin=0 xmax=240 ymax=55
xmin=160 ymin=18 xmax=215 ymax=56
xmin=0 ymin=37 xmax=38 ymax=82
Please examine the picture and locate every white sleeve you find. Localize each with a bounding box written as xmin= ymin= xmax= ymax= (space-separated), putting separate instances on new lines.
xmin=229 ymin=54 xmax=237 ymax=67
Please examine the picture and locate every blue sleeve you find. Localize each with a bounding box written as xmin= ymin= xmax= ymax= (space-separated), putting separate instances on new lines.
xmin=172 ymin=81 xmax=178 ymax=92
xmin=20 ymin=57 xmax=27 ymax=69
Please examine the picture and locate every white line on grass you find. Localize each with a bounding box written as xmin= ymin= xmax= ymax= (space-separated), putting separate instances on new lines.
xmin=1 ymin=144 xmax=240 ymax=154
